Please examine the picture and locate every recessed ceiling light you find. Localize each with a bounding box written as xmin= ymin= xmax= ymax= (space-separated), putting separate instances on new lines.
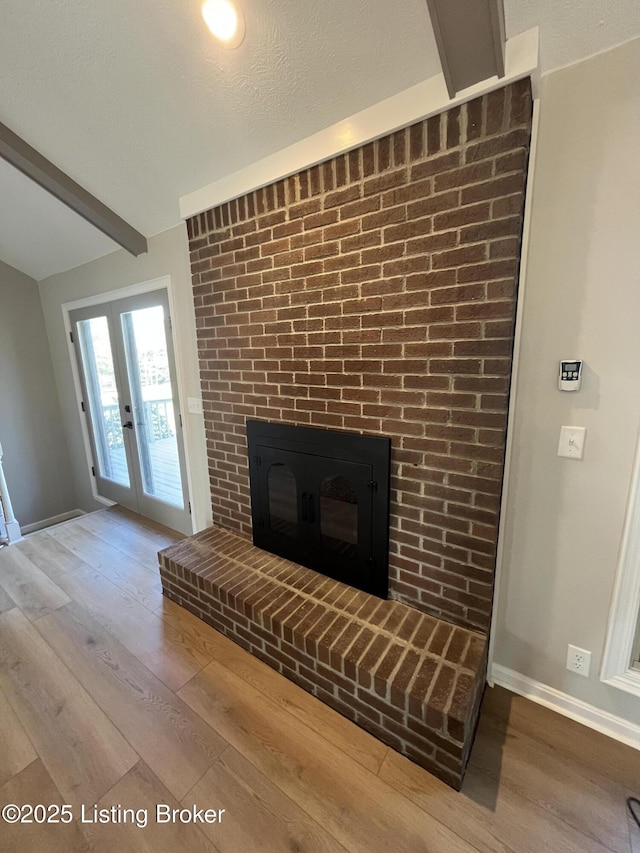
xmin=202 ymin=0 xmax=245 ymax=49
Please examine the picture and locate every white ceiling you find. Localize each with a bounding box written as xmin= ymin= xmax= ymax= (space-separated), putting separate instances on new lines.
xmin=1 ymin=0 xmax=639 ymax=282
xmin=0 ymin=159 xmax=117 ymax=281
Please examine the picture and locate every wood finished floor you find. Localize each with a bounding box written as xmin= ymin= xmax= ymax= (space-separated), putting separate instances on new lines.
xmin=0 ymin=509 xmax=638 ymax=853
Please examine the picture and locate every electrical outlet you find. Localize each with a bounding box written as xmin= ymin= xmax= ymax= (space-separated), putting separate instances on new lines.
xmin=566 ymin=644 xmax=591 ymax=677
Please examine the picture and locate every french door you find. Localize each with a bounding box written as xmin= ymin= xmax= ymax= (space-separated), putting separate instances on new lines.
xmin=70 ymin=289 xmax=190 ymax=533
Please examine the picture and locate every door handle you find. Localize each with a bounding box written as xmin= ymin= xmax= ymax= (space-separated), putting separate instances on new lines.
xmin=122 ymin=421 xmax=133 ymax=429
xmin=301 ymin=493 xmax=315 ymax=523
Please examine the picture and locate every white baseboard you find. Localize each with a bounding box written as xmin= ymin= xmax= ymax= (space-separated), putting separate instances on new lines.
xmin=491 ymin=663 xmax=640 ymax=752
xmin=22 ymin=509 xmax=85 ymax=535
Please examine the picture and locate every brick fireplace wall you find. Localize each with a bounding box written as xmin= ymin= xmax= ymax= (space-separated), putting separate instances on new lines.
xmin=187 ymin=79 xmax=532 ymax=634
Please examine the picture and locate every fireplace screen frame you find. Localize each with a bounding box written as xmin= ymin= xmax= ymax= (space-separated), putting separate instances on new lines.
xmin=246 ymin=419 xmax=391 ymax=598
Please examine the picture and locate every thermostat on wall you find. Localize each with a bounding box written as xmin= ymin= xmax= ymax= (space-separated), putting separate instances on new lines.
xmin=558 ymin=359 xmax=583 ymax=391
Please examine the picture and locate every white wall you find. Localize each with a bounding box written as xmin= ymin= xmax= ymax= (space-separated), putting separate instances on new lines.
xmin=494 ymin=39 xmax=640 ymax=726
xmin=0 ymin=260 xmax=76 ymax=526
xmin=38 ymin=225 xmax=211 ymax=533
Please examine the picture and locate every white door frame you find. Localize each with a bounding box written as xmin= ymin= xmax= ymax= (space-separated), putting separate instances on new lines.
xmin=62 ymin=275 xmax=197 ymax=533
xmin=600 ymin=427 xmax=640 ymax=697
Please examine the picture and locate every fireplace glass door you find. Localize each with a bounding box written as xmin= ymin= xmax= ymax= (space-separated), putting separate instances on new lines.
xmin=248 ymin=421 xmax=390 ymax=597
xmin=320 ymin=474 xmax=359 ymax=557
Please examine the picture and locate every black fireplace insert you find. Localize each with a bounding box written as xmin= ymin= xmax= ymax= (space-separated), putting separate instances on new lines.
xmin=246 ymin=420 xmax=391 ymax=598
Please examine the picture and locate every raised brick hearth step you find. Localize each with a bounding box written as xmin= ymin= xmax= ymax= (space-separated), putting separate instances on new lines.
xmin=159 ymin=527 xmax=488 ymax=789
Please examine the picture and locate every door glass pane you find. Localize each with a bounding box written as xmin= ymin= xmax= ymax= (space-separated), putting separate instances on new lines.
xmin=268 ymin=464 xmax=297 ymax=537
xmin=76 ymin=316 xmax=130 ymax=487
xmin=121 ymin=305 xmax=184 ymax=508
xmin=320 ymin=475 xmax=358 ymax=557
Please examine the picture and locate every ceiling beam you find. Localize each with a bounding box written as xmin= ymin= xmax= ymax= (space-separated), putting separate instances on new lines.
xmin=426 ymin=0 xmax=506 ymax=98
xmin=0 ymin=122 xmax=147 ymax=257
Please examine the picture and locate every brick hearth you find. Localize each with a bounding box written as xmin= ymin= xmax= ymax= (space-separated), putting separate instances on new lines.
xmin=159 ymin=527 xmax=487 ymax=789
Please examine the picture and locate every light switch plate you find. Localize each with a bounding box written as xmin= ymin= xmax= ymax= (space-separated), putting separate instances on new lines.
xmin=558 ymin=426 xmax=586 ymax=459
xmin=187 ymin=397 xmax=203 ymax=415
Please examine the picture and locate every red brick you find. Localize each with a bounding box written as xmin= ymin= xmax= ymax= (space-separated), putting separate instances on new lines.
xmin=431 ymin=284 xmax=486 ymax=305
xmin=433 ymin=203 xmax=491 ymax=231
xmin=492 ymin=194 xmax=524 ymax=219
xmin=377 ymin=136 xmax=391 ymax=172
xmin=434 ymin=161 xmax=493 ymax=192
xmin=446 ymin=107 xmax=461 ymax=149
xmin=432 ymin=245 xmax=487 ymax=270
xmin=461 ymin=173 xmax=525 ymax=205
xmin=457 ymin=260 xmax=517 ymax=283
xmin=348 ymin=149 xmax=362 ymax=182
xmin=464 ymin=128 xmax=530 ymax=164
xmin=509 ymin=78 xmax=532 ymax=127
xmin=393 ymin=129 xmax=407 ymax=166
xmin=495 ymin=149 xmax=527 ymax=175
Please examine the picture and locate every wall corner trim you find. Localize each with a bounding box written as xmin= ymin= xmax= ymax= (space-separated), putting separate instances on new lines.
xmin=179 ymin=27 xmax=539 ymax=220
xmin=491 ymin=663 xmax=640 ymax=752
xmin=486 ymin=95 xmax=541 ymax=674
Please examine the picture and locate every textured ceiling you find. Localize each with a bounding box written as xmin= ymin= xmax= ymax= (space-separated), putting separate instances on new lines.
xmin=0 ymin=159 xmax=118 ymax=281
xmin=1 ymin=0 xmax=639 ymax=281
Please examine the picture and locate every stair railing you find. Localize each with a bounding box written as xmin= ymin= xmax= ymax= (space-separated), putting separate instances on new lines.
xmin=0 ymin=440 xmax=22 ymax=544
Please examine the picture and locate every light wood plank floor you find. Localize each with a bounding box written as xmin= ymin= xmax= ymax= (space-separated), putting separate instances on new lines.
xmin=0 ymin=509 xmax=638 ymax=853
